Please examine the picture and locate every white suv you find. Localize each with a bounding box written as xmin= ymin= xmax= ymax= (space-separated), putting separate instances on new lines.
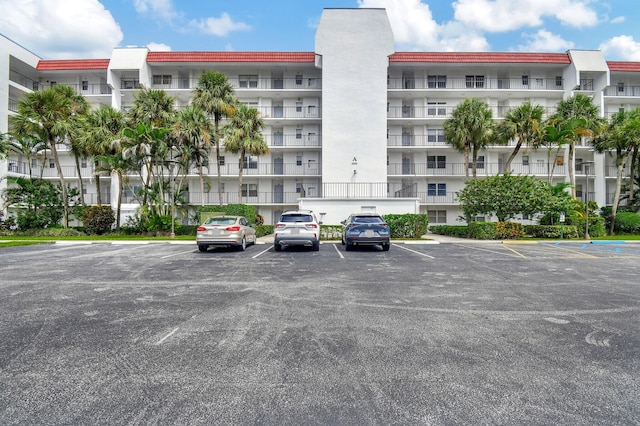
xmin=274 ymin=210 xmax=320 ymax=251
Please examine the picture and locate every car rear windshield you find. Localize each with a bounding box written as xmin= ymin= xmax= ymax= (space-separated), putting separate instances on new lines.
xmin=353 ymin=216 xmax=384 ymax=224
xmin=280 ymin=214 xmax=314 ymax=222
xmin=205 ymin=217 xmax=237 ymax=225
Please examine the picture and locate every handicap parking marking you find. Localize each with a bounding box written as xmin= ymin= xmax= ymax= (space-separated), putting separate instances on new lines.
xmin=393 ymin=243 xmax=435 ymax=258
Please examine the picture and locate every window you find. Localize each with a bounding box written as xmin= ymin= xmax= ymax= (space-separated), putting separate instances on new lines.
xmin=241 ymin=183 xmax=258 ymax=197
xmin=427 ymin=129 xmax=445 ymax=143
xmin=466 ymin=75 xmax=484 ymax=88
xmin=220 ymin=182 xmax=225 ymax=193
xmin=618 ymin=82 xmax=625 ymax=93
xmin=427 ymin=183 xmax=447 ymax=196
xmin=469 ymin=155 xmax=485 ymax=169
xmin=296 ymin=155 xmax=303 ymax=166
xmin=295 ymin=74 xmax=303 ymax=85
xmin=296 ymin=182 xmax=305 ymax=196
xmin=82 ymin=80 xmax=89 ymax=91
xmin=243 ymin=155 xmax=258 ymax=169
xmin=49 ymin=159 xmax=55 ymax=169
xmin=427 ymin=155 xmax=446 ymax=169
xmin=219 ymin=156 xmax=225 ymax=166
xmin=522 ymin=155 xmax=529 ymax=166
xmin=81 ymin=157 xmax=88 ymax=168
xmin=522 ymin=75 xmax=529 ymax=86
xmin=428 ymin=210 xmax=447 ymax=224
xmin=8 ymin=160 xmax=18 ymax=172
xmin=152 ymin=75 xmax=172 ymax=85
xmin=427 ymin=102 xmax=446 ymax=116
xmin=239 ymin=75 xmax=258 ymax=88
xmin=427 ymin=75 xmax=447 ymax=88
xmin=296 ymin=101 xmax=302 ymax=112
xmin=575 ymin=158 xmax=583 ymax=172
xmin=296 ymin=128 xmax=302 ymax=139
xmin=556 ymin=76 xmax=563 ymax=88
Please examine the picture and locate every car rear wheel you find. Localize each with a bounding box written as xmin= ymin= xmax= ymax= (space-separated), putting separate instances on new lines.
xmin=198 ymin=245 xmax=208 ymax=252
xmin=312 ymin=242 xmax=320 ymax=251
xmin=237 ymin=237 xmax=246 ymax=251
xmin=274 ymin=243 xmax=282 ymax=251
xmin=345 ymin=243 xmax=354 ymax=251
xmin=382 ymin=243 xmax=390 ymax=251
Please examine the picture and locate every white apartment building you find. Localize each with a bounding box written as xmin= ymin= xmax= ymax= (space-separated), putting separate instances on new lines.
xmin=2 ymin=8 xmax=640 ymax=226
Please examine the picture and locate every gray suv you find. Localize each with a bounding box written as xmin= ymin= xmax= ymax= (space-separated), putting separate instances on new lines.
xmin=274 ymin=210 xmax=320 ymax=251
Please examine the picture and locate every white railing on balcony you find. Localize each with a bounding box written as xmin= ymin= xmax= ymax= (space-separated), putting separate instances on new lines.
xmin=388 ymin=77 xmax=563 ymax=91
xmin=605 ymin=85 xmax=640 ymax=97
xmin=388 ymin=162 xmax=567 ymax=176
xmin=257 ymin=106 xmax=321 ymax=119
xmin=388 ymin=105 xmax=557 ymax=120
xmin=264 ymin=134 xmax=322 ymax=148
xmin=148 ymin=77 xmax=322 ymax=91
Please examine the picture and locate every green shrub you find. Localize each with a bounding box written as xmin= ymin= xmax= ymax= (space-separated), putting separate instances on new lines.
xmin=429 ymin=225 xmax=469 ymax=238
xmin=80 ymin=206 xmax=115 ymax=235
xmin=468 ymin=222 xmax=498 ymax=239
xmin=524 ymin=225 xmax=579 ymax=238
xmin=254 ymin=224 xmax=274 ymax=238
xmin=320 ymin=224 xmax=342 ymax=240
xmin=383 ymin=214 xmax=429 ymax=238
xmin=495 ymin=222 xmax=524 ymax=239
xmin=613 ymin=212 xmax=640 ymax=234
xmin=197 ymin=204 xmax=257 ymax=224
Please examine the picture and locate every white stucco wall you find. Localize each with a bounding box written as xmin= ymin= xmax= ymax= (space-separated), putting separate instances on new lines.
xmin=315 ymin=8 xmax=394 ymax=195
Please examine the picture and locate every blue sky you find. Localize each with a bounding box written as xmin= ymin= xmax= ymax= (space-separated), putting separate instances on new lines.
xmin=1 ymin=0 xmax=639 ymax=61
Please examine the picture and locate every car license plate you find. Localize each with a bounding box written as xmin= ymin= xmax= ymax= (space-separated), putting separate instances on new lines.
xmin=364 ymin=230 xmax=374 ymax=237
xmin=291 ymin=228 xmax=300 ymax=234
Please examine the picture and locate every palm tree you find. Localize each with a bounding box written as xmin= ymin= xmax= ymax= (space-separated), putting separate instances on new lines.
xmin=224 ymin=104 xmax=269 ymax=203
xmin=128 ymin=87 xmax=176 ymax=129
xmin=497 ymin=102 xmax=544 ymax=173
xmin=552 ymin=94 xmax=603 ymax=197
xmin=443 ymin=98 xmax=495 ymax=178
xmin=172 ymin=105 xmax=214 ymax=206
xmin=192 ymin=71 xmax=237 ymax=205
xmin=541 ymin=118 xmax=586 ymax=182
xmin=9 ymin=84 xmax=89 ymax=227
xmin=591 ymin=108 xmax=640 ymax=233
xmin=95 ymin=150 xmax=132 ymax=230
xmin=6 ymin=135 xmax=47 ymax=179
xmin=0 ymin=133 xmax=9 ymax=159
xmin=81 ymin=106 xmax=126 ymax=205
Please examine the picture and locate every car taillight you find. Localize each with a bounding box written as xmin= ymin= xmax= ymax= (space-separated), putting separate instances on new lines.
xmin=226 ymin=225 xmax=241 ymax=231
xmin=305 ymin=223 xmax=318 ymax=229
xmin=275 ymin=223 xmax=286 ymax=229
xmin=197 ymin=226 xmax=207 ymax=231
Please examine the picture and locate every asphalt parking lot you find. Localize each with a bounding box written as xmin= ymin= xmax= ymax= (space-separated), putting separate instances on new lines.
xmin=1 ymin=240 xmax=639 ymax=425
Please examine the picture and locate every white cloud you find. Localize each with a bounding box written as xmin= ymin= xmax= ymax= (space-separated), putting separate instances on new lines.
xmin=189 ymin=12 xmax=251 ymax=37
xmin=453 ymin=0 xmax=598 ymax=32
xmin=518 ymin=29 xmax=575 ymax=52
xmin=610 ymin=16 xmax=625 ymax=24
xmin=0 ymin=0 xmax=123 ymax=59
xmin=357 ymin=0 xmax=490 ymax=51
xmin=599 ymin=35 xmax=640 ymax=61
xmin=133 ymin=0 xmax=178 ymax=23
xmin=147 ymin=42 xmax=171 ymax=52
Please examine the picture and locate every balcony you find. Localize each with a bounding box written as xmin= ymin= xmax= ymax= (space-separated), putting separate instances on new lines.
xmin=388 ymin=77 xmax=563 ymax=91
xmin=388 ymin=162 xmax=566 ymax=176
xmin=148 ymin=77 xmax=322 ymax=92
xmin=604 ymin=85 xmax=640 ymax=97
xmin=258 ymin=105 xmax=321 ymax=120
xmin=265 ymin=134 xmax=322 ymax=148
xmin=388 ymin=105 xmax=557 ymax=120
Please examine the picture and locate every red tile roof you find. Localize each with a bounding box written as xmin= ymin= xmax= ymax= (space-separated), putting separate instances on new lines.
xmin=36 ymin=59 xmax=110 ymax=71
xmin=607 ymin=61 xmax=640 ymax=72
xmin=390 ymin=52 xmax=571 ymax=64
xmin=146 ymin=51 xmax=316 ymax=63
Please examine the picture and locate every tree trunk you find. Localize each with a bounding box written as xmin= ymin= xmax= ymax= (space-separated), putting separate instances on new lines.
xmin=198 ymin=161 xmax=205 ymax=206
xmin=116 ymin=171 xmax=123 ymax=230
xmin=94 ymin=159 xmax=102 ymax=205
xmin=238 ymin=148 xmax=245 ymax=204
xmin=568 ymin=141 xmax=576 ymax=198
xmin=74 ymin=154 xmax=85 ymax=205
xmin=504 ymin=139 xmax=523 ymax=173
xmin=610 ymin=161 xmax=626 ymax=234
xmin=48 ymin=141 xmax=69 ymax=228
xmin=464 ymin=144 xmax=470 ymax=178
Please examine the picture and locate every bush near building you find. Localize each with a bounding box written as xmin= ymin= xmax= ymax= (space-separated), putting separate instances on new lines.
xmin=383 ymin=214 xmax=429 ymax=238
xmin=80 ymin=206 xmax=115 ymax=235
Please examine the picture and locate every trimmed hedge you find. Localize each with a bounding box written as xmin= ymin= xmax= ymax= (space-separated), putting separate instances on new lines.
xmin=81 ymin=206 xmax=115 ymax=235
xmin=524 ymin=225 xmax=579 ymax=238
xmin=431 ymin=222 xmax=523 ymax=240
xmin=614 ymin=212 xmax=640 ymax=234
xmin=197 ymin=204 xmax=258 ymax=224
xmin=383 ymin=214 xmax=429 ymax=238
xmin=429 ymin=225 xmax=469 ymax=238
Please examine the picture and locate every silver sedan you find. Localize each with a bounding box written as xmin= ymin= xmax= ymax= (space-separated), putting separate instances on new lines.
xmin=196 ymin=216 xmax=257 ymax=252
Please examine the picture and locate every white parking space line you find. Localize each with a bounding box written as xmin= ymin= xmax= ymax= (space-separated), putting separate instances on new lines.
xmin=161 ymin=249 xmax=196 ymax=259
xmin=333 ymin=244 xmax=345 ymax=259
xmin=252 ymin=245 xmax=273 ymax=259
xmin=155 ymin=327 xmax=179 ymax=345
xmin=394 ymin=244 xmax=435 ymax=258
